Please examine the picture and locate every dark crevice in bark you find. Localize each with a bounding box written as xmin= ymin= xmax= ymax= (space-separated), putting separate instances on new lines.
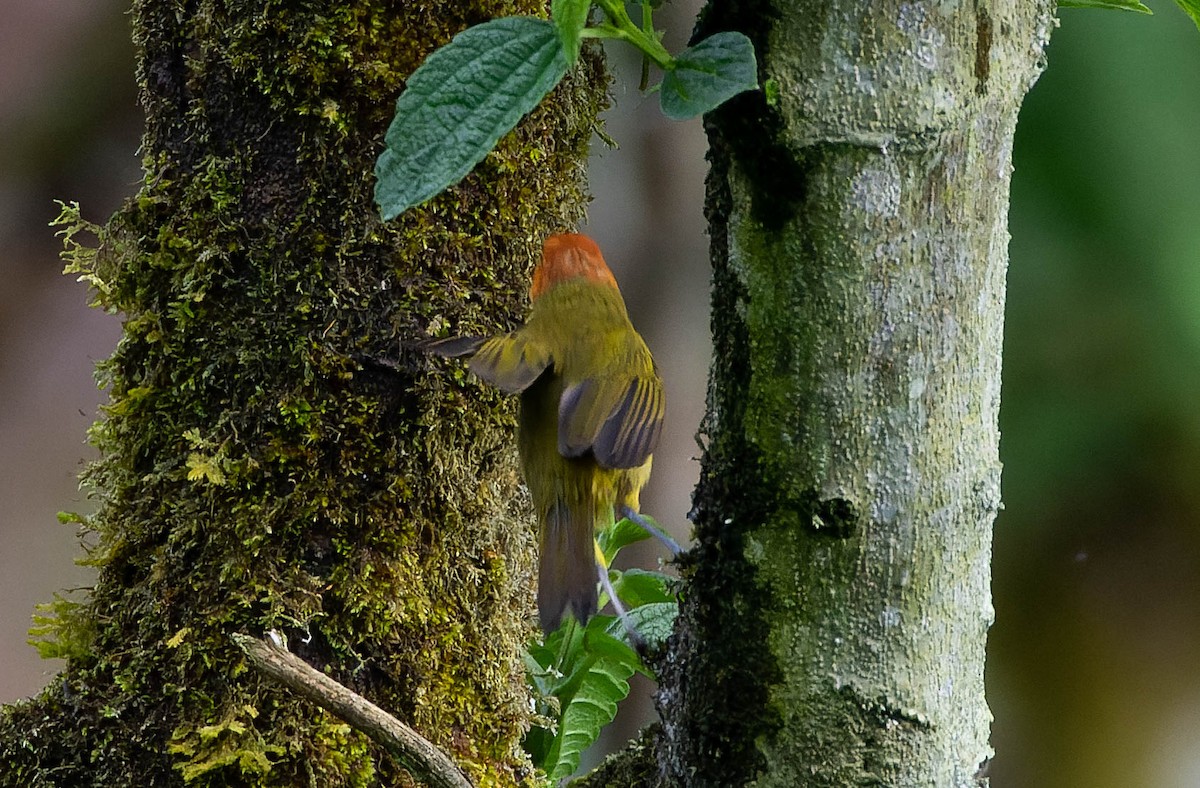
xmin=653 ymin=116 xmax=784 ymax=788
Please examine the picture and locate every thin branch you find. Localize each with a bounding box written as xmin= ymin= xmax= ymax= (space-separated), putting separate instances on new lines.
xmin=232 ymin=633 xmax=472 ymax=788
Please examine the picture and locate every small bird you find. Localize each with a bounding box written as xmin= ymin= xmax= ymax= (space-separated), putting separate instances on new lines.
xmin=425 ymin=233 xmax=664 ymax=632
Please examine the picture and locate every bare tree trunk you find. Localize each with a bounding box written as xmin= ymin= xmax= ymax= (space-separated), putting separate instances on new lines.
xmin=0 ymin=2 xmax=603 ymax=785
xmin=652 ymin=1 xmax=1054 ymax=785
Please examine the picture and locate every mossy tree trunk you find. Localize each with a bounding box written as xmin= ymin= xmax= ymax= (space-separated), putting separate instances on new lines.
xmin=0 ymin=2 xmax=603 ymax=786
xmin=651 ymin=1 xmax=1052 ymax=785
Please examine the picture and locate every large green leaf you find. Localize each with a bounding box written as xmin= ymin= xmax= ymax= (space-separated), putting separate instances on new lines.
xmin=660 ymin=31 xmax=758 ymax=121
xmin=523 ymin=616 xmax=647 ymax=780
xmin=523 ymin=517 xmax=680 ymax=778
xmin=542 ymin=629 xmax=639 ymax=780
xmin=375 ymin=17 xmax=568 ymax=220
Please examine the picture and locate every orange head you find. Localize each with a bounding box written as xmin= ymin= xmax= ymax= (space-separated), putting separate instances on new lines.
xmin=531 ymin=233 xmax=619 ymax=300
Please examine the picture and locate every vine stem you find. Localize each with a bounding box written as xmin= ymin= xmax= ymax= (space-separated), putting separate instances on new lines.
xmin=585 ymin=0 xmax=673 ymax=69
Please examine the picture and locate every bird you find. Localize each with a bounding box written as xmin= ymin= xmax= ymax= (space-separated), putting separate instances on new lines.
xmin=424 ymin=233 xmax=665 ymax=632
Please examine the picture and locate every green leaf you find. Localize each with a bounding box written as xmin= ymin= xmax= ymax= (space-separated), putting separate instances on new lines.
xmin=1058 ymin=0 xmax=1152 ymax=12
xmin=522 ymin=523 xmax=679 ymax=777
xmin=522 ymin=643 xmax=558 ymax=697
xmin=582 ymin=623 xmax=644 ymax=668
xmin=1174 ymin=0 xmax=1200 ymax=31
xmin=543 ymin=648 xmax=637 ymax=780
xmin=597 ymin=516 xmax=651 ymax=565
xmin=608 ymin=601 xmax=678 ymax=649
xmin=552 ymin=0 xmax=591 ymax=66
xmin=524 ymin=641 xmax=556 ymax=672
xmin=375 ymin=17 xmax=568 ymax=220
xmin=522 ymin=724 xmax=555 ymax=769
xmin=523 ymin=616 xmax=646 ymax=779
xmin=660 ymin=31 xmax=758 ymax=121
xmin=610 ymin=567 xmax=675 ymax=607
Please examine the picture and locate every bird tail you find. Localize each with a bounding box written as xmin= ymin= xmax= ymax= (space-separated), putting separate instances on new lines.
xmin=538 ymin=500 xmax=598 ymax=633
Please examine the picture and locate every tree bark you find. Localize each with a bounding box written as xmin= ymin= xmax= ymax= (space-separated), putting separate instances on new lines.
xmin=0 ymin=2 xmax=603 ymax=786
xmin=653 ymin=1 xmax=1054 ymax=785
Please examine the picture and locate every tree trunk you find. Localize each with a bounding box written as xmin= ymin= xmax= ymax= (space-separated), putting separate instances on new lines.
xmin=654 ymin=1 xmax=1054 ymax=785
xmin=0 ymin=2 xmax=603 ymax=786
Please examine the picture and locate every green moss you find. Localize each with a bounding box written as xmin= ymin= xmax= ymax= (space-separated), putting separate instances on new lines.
xmin=27 ymin=591 xmax=96 ymax=662
xmin=1 ymin=2 xmax=607 ymax=786
xmin=167 ymin=705 xmax=286 ymax=783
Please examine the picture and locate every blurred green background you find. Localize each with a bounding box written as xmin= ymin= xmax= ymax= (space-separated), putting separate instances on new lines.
xmin=995 ymin=5 xmax=1200 ymax=786
xmin=2 ymin=3 xmax=1197 ymax=785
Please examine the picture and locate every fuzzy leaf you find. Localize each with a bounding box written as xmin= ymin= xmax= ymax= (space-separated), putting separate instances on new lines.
xmin=552 ymin=0 xmax=591 ymax=66
xmin=375 ymin=17 xmax=568 ymax=220
xmin=660 ymin=31 xmax=758 ymax=120
xmin=608 ymin=601 xmax=678 ymax=649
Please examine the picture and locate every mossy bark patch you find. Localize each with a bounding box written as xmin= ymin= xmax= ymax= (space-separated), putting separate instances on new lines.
xmin=652 ymin=0 xmax=1053 ymax=785
xmin=0 ymin=2 xmax=606 ymax=786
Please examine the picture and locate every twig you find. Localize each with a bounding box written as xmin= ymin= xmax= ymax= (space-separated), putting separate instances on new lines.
xmin=232 ymin=633 xmax=472 ymax=788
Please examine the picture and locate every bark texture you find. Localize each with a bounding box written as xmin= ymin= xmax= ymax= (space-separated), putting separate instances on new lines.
xmin=0 ymin=2 xmax=603 ymax=786
xmin=655 ymin=1 xmax=1054 ymax=785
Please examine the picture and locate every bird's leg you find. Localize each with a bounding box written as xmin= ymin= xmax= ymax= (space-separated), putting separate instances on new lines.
xmin=593 ymin=540 xmax=645 ymax=651
xmin=618 ymin=507 xmax=682 ymax=557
